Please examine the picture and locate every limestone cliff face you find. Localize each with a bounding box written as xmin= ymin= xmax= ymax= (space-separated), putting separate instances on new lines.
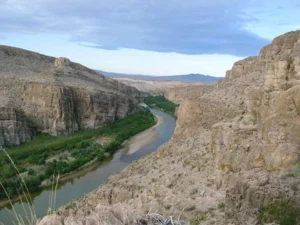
xmin=164 ymin=85 xmax=213 ymax=104
xmin=212 ymin=31 xmax=300 ymax=172
xmin=0 ymin=108 xmax=35 ymax=146
xmin=39 ymin=31 xmax=300 ymax=225
xmin=215 ymin=31 xmax=300 ymax=224
xmin=0 ymin=46 xmax=145 ymax=146
xmin=169 ymin=31 xmax=300 ymax=223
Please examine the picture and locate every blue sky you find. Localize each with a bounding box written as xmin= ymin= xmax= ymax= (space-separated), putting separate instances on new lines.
xmin=1 ymin=0 xmax=300 ymax=77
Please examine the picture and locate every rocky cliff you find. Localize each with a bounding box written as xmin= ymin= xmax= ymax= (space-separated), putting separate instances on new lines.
xmin=39 ymin=31 xmax=300 ymax=225
xmin=164 ymin=85 xmax=213 ymax=104
xmin=0 ymin=46 xmax=145 ymax=146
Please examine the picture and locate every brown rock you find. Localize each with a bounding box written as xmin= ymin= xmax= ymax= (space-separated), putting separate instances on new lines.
xmin=54 ymin=57 xmax=71 ymax=67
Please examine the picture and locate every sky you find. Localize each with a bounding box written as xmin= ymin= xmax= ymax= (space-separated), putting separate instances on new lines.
xmin=1 ymin=1 xmax=300 ymax=77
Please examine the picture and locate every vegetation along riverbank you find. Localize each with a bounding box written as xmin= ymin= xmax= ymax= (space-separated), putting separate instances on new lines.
xmin=0 ymin=108 xmax=155 ymax=203
xmin=144 ymin=95 xmax=178 ymax=115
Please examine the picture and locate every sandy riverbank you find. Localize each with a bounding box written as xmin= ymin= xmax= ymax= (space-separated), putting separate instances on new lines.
xmin=124 ymin=113 xmax=164 ymax=155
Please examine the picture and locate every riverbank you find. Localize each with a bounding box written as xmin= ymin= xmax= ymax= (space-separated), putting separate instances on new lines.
xmin=46 ymin=112 xmax=164 ymax=184
xmin=42 ymin=113 xmax=164 ymax=185
xmin=124 ymin=113 xmax=164 ymax=155
xmin=0 ymin=110 xmax=161 ymax=208
xmin=0 ymin=109 xmax=176 ymax=225
xmin=144 ymin=95 xmax=178 ymax=115
xmin=0 ymin=109 xmax=156 ymax=207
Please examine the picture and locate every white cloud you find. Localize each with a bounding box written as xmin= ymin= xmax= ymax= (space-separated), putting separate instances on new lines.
xmin=0 ymin=0 xmax=268 ymax=56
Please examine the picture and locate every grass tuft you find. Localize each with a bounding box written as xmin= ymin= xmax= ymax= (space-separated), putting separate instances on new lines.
xmin=190 ymin=215 xmax=206 ymax=225
xmin=0 ymin=146 xmax=60 ymax=225
xmin=258 ymin=200 xmax=299 ymax=225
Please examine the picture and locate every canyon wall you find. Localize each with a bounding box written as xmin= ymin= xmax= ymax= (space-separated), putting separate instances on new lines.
xmin=40 ymin=31 xmax=300 ymax=225
xmin=164 ymin=84 xmax=213 ymax=104
xmin=0 ymin=46 xmax=145 ymax=146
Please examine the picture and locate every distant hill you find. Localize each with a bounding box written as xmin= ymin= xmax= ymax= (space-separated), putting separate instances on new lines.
xmin=96 ymin=70 xmax=221 ymax=83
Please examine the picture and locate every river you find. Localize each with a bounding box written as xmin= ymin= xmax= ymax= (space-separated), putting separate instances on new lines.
xmin=0 ymin=108 xmax=176 ymax=225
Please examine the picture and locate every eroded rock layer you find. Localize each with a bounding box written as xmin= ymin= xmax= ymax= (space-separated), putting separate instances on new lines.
xmin=164 ymin=85 xmax=213 ymax=104
xmin=0 ymin=46 xmax=145 ymax=146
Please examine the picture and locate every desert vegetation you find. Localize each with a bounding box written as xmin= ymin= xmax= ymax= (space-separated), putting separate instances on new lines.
xmin=258 ymin=201 xmax=299 ymax=225
xmin=144 ymin=95 xmax=178 ymax=115
xmin=0 ymin=108 xmax=155 ymax=201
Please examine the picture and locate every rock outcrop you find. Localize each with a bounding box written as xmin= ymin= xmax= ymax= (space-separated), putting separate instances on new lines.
xmin=40 ymin=31 xmax=300 ymax=225
xmin=0 ymin=108 xmax=35 ymax=146
xmin=0 ymin=45 xmax=146 ymax=146
xmin=54 ymin=57 xmax=71 ymax=67
xmin=164 ymin=85 xmax=213 ymax=104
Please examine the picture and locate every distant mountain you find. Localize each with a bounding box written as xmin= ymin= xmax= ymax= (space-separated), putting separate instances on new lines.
xmin=96 ymin=70 xmax=221 ymax=83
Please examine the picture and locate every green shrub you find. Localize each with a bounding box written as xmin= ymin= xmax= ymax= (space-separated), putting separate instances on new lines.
xmin=18 ymin=166 xmax=27 ymax=173
xmin=144 ymin=95 xmax=177 ymax=115
xmin=97 ymin=150 xmax=105 ymax=161
xmin=74 ymin=140 xmax=91 ymax=149
xmin=38 ymin=158 xmax=46 ymax=165
xmin=27 ymin=153 xmax=48 ymax=165
xmin=103 ymin=140 xmax=122 ymax=154
xmin=290 ymin=163 xmax=300 ymax=177
xmin=190 ymin=215 xmax=206 ymax=225
xmin=258 ymin=201 xmax=299 ymax=225
xmin=218 ymin=202 xmax=225 ymax=209
xmin=0 ymin=164 xmax=15 ymax=178
xmin=28 ymin=168 xmax=36 ymax=176
xmin=190 ymin=188 xmax=198 ymax=195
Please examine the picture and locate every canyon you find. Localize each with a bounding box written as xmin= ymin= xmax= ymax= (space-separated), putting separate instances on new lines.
xmin=39 ymin=31 xmax=300 ymax=225
xmin=0 ymin=46 xmax=145 ymax=146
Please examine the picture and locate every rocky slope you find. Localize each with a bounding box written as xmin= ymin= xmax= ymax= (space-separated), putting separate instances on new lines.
xmin=111 ymin=77 xmax=201 ymax=95
xmin=164 ymin=85 xmax=214 ymax=104
xmin=39 ymin=31 xmax=300 ymax=225
xmin=0 ymin=46 xmax=145 ymax=146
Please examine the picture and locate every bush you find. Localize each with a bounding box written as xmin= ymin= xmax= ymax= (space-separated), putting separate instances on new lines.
xmin=258 ymin=201 xmax=299 ymax=225
xmin=97 ymin=150 xmax=105 ymax=161
xmin=74 ymin=140 xmax=91 ymax=149
xmin=103 ymin=140 xmax=122 ymax=154
xmin=144 ymin=95 xmax=177 ymax=115
xmin=38 ymin=157 xmax=46 ymax=165
xmin=28 ymin=168 xmax=36 ymax=176
xmin=190 ymin=215 xmax=206 ymax=225
xmin=290 ymin=163 xmax=300 ymax=177
xmin=0 ymin=164 xmax=15 ymax=179
xmin=27 ymin=153 xmax=48 ymax=165
xmin=218 ymin=202 xmax=225 ymax=209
